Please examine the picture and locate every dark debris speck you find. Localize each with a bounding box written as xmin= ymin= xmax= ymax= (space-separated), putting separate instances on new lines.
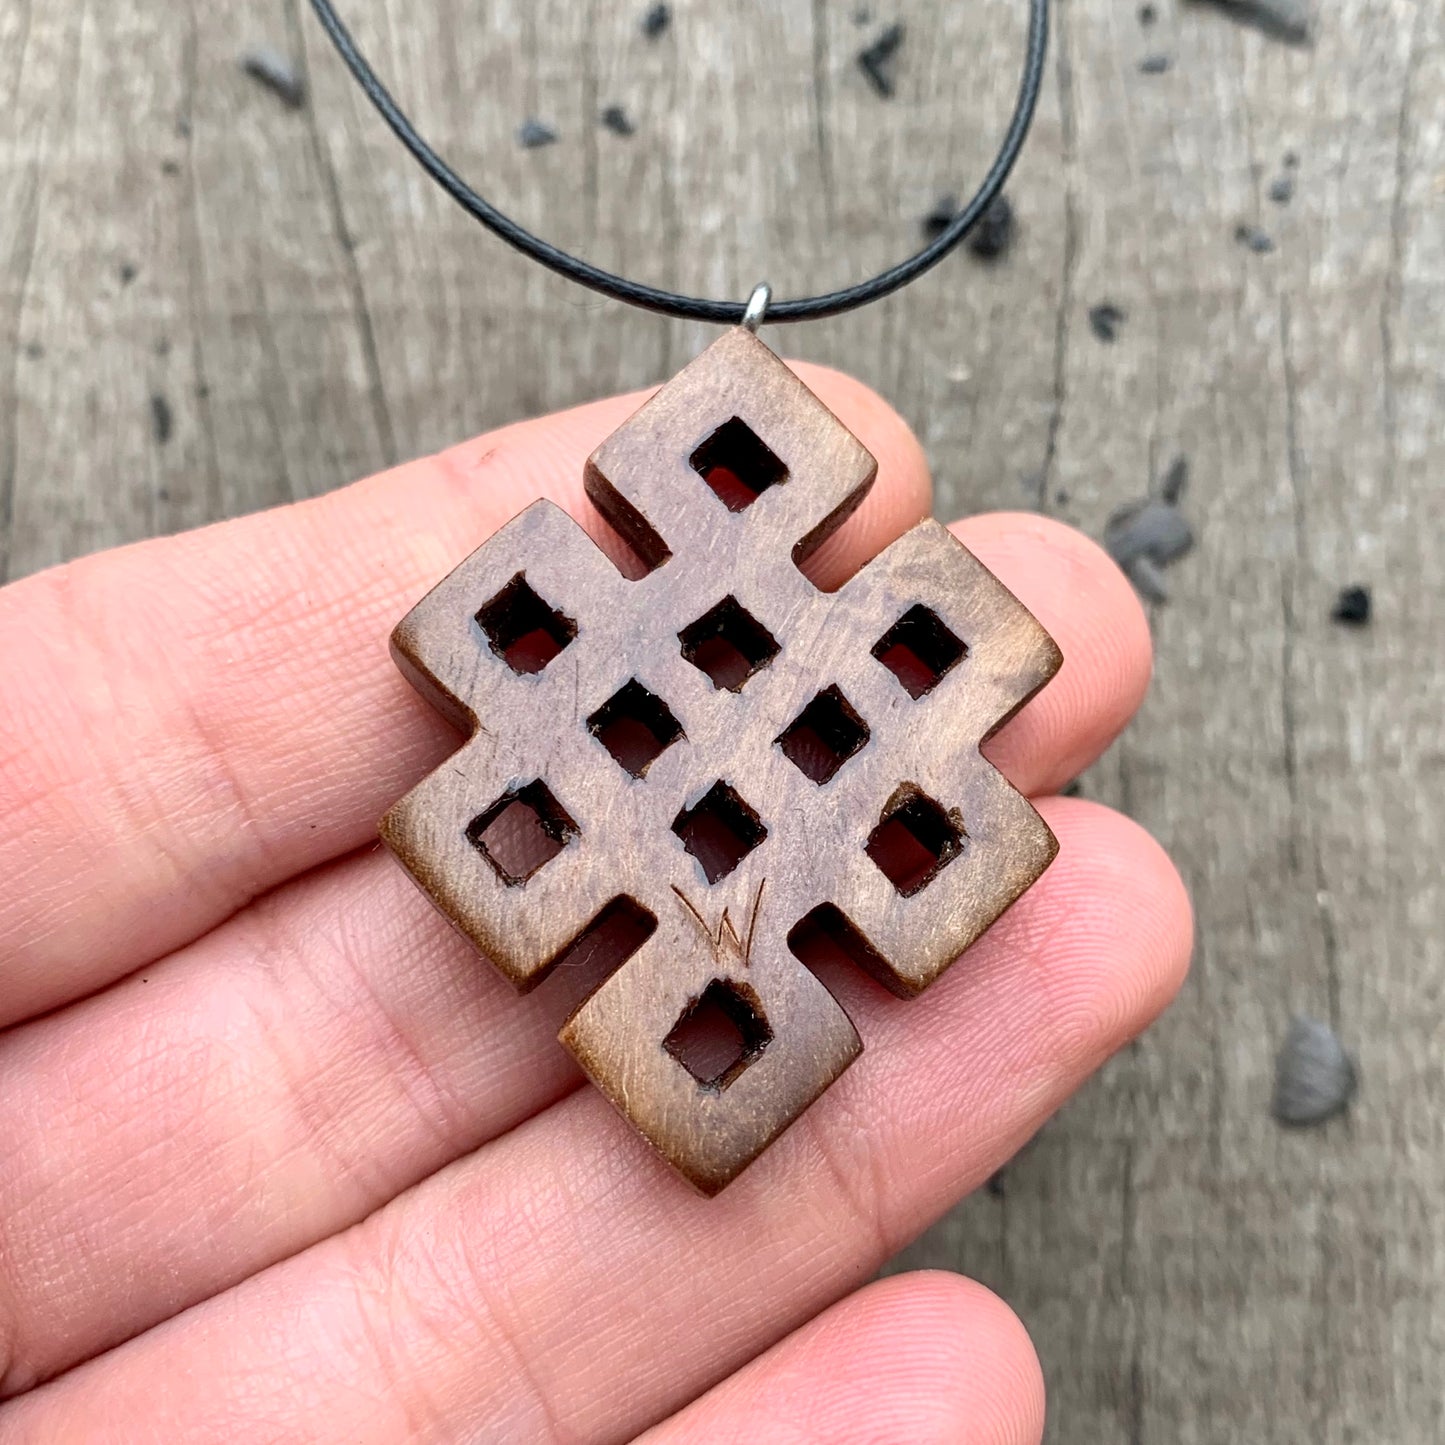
xmin=1193 ymin=0 xmax=1311 ymax=44
xmin=1331 ymin=585 xmax=1372 ymax=626
xmin=1269 ymin=174 xmax=1296 ymax=204
xmin=1139 ymin=2 xmax=1158 ymax=21
xmin=23 ymin=340 xmax=43 ymax=360
xmin=1089 ymin=302 xmax=1126 ymax=343
xmin=240 ymin=46 xmax=307 ymax=110
xmin=1272 ymin=1015 xmax=1358 ymax=1126
xmin=119 ymin=262 xmax=137 ymax=286
xmin=1160 ymin=453 xmax=1189 ymax=504
xmin=641 ymin=2 xmax=671 ymax=39
xmin=161 ymin=159 xmax=181 ymax=177
xmin=857 ymin=22 xmax=905 ymax=98
xmin=600 ymin=104 xmax=636 ymax=137
xmin=150 ymin=394 xmax=173 ymax=446
xmin=968 ymin=194 xmax=1016 ymax=261
xmin=1139 ymin=53 xmax=1173 ymax=72
xmin=984 ymin=1169 xmax=1007 ymax=1197
xmin=922 ymin=194 xmax=957 ymax=242
xmin=1196 ymin=0 xmax=1312 ymax=41
xmin=517 ymin=117 xmax=559 ymax=149
xmin=1235 ymin=223 xmax=1276 ymax=253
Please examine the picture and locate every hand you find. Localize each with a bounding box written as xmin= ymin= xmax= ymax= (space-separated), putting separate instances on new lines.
xmin=0 ymin=367 xmax=1190 ymax=1443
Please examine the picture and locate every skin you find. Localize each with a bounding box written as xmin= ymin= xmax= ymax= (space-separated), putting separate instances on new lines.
xmin=0 ymin=365 xmax=1191 ymax=1444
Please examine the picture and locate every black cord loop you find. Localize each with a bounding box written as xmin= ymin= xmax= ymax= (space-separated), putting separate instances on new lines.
xmin=307 ymin=0 xmax=1049 ymax=325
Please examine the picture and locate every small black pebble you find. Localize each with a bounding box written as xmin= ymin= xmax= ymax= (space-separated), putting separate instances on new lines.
xmin=161 ymin=159 xmax=181 ymax=177
xmin=1138 ymin=2 xmax=1158 ymax=21
xmin=119 ymin=262 xmax=137 ymax=286
xmin=968 ymin=194 xmax=1015 ymax=261
xmin=175 ymin=115 xmax=192 ymax=139
xmin=1056 ymin=488 xmax=1070 ymax=506
xmin=1061 ymin=777 xmax=1084 ymax=798
xmin=517 ymin=117 xmax=558 ymax=149
xmin=240 ymin=46 xmax=307 ymax=110
xmin=857 ymin=21 xmax=905 ymax=98
xmin=854 ymin=5 xmax=874 ymax=23
xmin=23 ymin=341 xmax=43 ymax=359
xmin=1235 ymin=223 xmax=1275 ymax=254
xmin=921 ymin=193 xmax=957 ymax=242
xmin=1272 ymin=1015 xmax=1358 ymax=1126
xmin=150 ymin=394 xmax=173 ymax=446
xmin=1331 ymin=585 xmax=1371 ymax=626
xmin=157 ymin=488 xmax=170 ymax=503
xmin=1105 ymin=493 xmax=1195 ymax=602
xmin=600 ymin=104 xmax=635 ymax=137
xmin=1284 ymin=150 xmax=1300 ymax=168
xmin=1089 ymin=302 xmax=1126 ymax=343
xmin=1139 ymin=52 xmax=1172 ymax=72
xmin=641 ymin=2 xmax=670 ymax=39
xmin=1269 ymin=174 xmax=1295 ymax=204
xmin=985 ymin=1169 xmax=1007 ymax=1197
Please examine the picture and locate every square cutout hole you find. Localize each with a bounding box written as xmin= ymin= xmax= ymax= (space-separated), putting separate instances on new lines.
xmin=587 ymin=679 xmax=684 ymax=778
xmin=689 ymin=416 xmax=788 ymax=512
xmin=864 ymin=785 xmax=964 ymax=897
xmin=678 ymin=596 xmax=780 ymax=692
xmin=475 ymin=573 xmax=577 ymax=676
xmin=776 ymin=685 xmax=871 ymax=784
xmin=871 ymin=605 xmax=966 ymax=699
xmin=672 ymin=781 xmax=767 ymax=884
xmin=664 ymin=978 xmax=772 ymax=1090
xmin=466 ymin=780 xmax=578 ymax=885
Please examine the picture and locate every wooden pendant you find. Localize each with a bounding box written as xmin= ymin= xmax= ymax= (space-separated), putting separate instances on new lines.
xmin=381 ymin=329 xmax=1062 ymax=1194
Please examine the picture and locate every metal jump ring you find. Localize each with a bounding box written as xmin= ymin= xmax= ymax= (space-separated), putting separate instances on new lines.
xmin=742 ymin=284 xmax=772 ymax=333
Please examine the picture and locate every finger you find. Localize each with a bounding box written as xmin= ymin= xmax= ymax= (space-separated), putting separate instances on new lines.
xmin=0 ymin=364 xmax=931 ymax=1029
xmin=3 ymin=800 xmax=1188 ymax=1443
xmin=636 ymin=1273 xmax=1044 ymax=1445
xmin=0 ymin=514 xmax=1148 ymax=1389
xmin=954 ymin=513 xmax=1151 ymax=796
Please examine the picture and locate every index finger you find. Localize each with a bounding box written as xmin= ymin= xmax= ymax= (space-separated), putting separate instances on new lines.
xmin=0 ymin=366 xmax=930 ymax=1028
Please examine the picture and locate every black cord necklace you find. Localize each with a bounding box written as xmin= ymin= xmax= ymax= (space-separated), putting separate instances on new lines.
xmin=307 ymin=0 xmax=1049 ymax=325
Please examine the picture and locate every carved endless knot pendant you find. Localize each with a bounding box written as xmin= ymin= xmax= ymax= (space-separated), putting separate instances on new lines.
xmin=381 ymin=329 xmax=1062 ymax=1193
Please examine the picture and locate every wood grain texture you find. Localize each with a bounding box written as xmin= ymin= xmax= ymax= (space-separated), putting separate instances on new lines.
xmin=2 ymin=0 xmax=1441 ymax=1432
xmin=382 ymin=328 xmax=1061 ymax=1192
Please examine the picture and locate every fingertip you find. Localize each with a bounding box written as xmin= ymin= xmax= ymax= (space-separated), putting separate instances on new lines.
xmin=1033 ymin=796 xmax=1194 ymax=1051
xmin=640 ymin=1270 xmax=1046 ymax=1445
xmin=951 ymin=512 xmax=1153 ymax=794
xmin=789 ymin=362 xmax=934 ymax=589
xmin=860 ymin=1272 xmax=1046 ymax=1445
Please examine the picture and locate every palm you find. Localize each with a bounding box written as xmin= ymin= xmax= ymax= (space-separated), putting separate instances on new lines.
xmin=0 ymin=367 xmax=1188 ymax=1443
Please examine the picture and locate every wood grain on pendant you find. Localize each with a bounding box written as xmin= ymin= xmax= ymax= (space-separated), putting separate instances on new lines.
xmin=380 ymin=329 xmax=1063 ymax=1194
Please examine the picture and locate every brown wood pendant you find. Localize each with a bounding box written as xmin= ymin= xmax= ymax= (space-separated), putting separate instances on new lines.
xmin=381 ymin=329 xmax=1063 ymax=1194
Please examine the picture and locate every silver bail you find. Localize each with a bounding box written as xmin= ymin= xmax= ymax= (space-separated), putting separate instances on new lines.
xmin=741 ymin=282 xmax=772 ymax=333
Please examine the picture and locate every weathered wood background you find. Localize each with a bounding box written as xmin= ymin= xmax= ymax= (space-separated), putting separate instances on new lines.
xmin=2 ymin=0 xmax=1440 ymax=1437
